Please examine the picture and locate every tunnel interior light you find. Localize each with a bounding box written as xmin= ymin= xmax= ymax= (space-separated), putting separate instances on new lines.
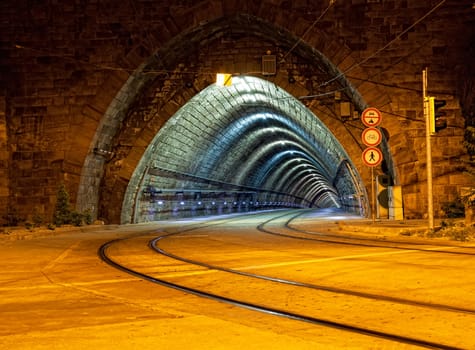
xmin=216 ymin=73 xmax=232 ymax=86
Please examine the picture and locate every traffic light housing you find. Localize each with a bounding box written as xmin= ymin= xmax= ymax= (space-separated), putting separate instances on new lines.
xmin=427 ymin=96 xmax=447 ymax=133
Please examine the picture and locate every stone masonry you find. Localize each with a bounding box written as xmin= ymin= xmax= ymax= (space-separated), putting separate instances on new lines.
xmin=0 ymin=0 xmax=474 ymax=224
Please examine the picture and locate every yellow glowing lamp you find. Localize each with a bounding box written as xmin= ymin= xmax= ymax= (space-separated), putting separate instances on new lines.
xmin=216 ymin=73 xmax=232 ymax=86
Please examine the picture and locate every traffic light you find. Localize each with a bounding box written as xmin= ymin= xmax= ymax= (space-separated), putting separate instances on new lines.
xmin=427 ymin=96 xmax=447 ymax=133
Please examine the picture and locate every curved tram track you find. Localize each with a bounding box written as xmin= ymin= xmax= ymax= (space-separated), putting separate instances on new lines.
xmin=99 ymin=210 xmax=475 ymax=350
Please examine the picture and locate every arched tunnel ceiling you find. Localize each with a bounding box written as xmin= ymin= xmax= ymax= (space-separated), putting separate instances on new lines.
xmin=122 ymin=75 xmax=366 ymax=223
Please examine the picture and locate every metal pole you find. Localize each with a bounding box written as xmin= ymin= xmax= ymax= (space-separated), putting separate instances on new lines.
xmin=423 ymin=68 xmax=434 ymax=229
xmin=371 ymin=166 xmax=375 ymax=223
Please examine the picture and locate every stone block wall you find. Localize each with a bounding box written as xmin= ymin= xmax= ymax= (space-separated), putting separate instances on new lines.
xmin=0 ymin=96 xmax=9 ymax=222
xmin=0 ymin=0 xmax=474 ymax=224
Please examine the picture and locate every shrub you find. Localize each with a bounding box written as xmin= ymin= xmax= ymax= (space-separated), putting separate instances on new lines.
xmin=32 ymin=208 xmax=44 ymax=227
xmin=53 ymin=183 xmax=71 ymax=226
xmin=70 ymin=211 xmax=83 ymax=226
xmin=83 ymin=209 xmax=93 ymax=225
xmin=441 ymin=198 xmax=465 ymax=218
xmin=426 ymin=222 xmax=474 ymax=241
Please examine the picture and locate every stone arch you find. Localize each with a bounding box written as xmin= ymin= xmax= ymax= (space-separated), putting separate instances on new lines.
xmin=76 ymin=13 xmax=396 ymax=223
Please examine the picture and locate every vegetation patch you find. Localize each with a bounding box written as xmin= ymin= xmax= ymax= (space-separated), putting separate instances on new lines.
xmin=53 ymin=184 xmax=93 ymax=227
xmin=430 ymin=221 xmax=475 ymax=241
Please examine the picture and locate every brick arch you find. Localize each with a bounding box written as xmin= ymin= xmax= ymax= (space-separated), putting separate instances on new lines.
xmin=76 ymin=13 xmax=397 ymax=223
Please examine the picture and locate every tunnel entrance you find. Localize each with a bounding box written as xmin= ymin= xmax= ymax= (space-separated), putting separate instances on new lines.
xmin=75 ymin=14 xmax=390 ymax=224
xmin=122 ymin=75 xmax=367 ymax=223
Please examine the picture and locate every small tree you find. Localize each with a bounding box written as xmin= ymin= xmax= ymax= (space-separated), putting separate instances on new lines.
xmin=53 ymin=183 xmax=71 ymax=226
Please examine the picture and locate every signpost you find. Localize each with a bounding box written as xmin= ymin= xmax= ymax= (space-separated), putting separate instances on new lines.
xmin=423 ymin=68 xmax=434 ymax=229
xmin=361 ymin=107 xmax=382 ymax=127
xmin=361 ymin=108 xmax=383 ymax=222
xmin=361 ymin=127 xmax=383 ymax=147
xmin=362 ymin=147 xmax=383 ymax=167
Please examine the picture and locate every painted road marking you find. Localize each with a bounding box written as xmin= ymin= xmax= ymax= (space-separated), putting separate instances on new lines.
xmin=42 ymin=241 xmax=82 ymax=271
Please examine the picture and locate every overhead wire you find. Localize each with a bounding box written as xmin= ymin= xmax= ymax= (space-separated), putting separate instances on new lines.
xmin=317 ymin=0 xmax=448 ymax=88
xmin=13 ymin=0 xmax=338 ymax=77
xmin=279 ymin=1 xmax=449 ymax=104
xmin=12 ymin=0 xmax=450 ymax=108
xmin=13 ymin=0 xmax=447 ymax=82
xmin=281 ymin=0 xmax=336 ymax=62
xmin=296 ymin=0 xmax=450 ymax=117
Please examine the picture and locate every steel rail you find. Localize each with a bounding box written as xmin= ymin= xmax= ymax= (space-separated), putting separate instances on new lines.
xmin=99 ymin=236 xmax=462 ymax=350
xmin=150 ymin=235 xmax=475 ymax=316
xmin=254 ymin=210 xmax=475 ymax=256
xmin=99 ymin=210 xmax=466 ymax=350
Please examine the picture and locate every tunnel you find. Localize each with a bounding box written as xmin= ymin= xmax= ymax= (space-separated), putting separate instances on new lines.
xmin=121 ymin=75 xmax=367 ymax=223
xmin=71 ymin=13 xmax=399 ymax=225
xmin=2 ymin=1 xmax=474 ymax=226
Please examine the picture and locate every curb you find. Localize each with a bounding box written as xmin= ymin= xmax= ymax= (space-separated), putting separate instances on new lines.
xmin=338 ymin=221 xmax=429 ymax=236
xmin=0 ymin=224 xmax=119 ymax=241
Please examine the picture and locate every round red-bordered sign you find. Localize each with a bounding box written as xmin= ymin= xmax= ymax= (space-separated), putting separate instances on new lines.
xmin=361 ymin=107 xmax=382 ymax=127
xmin=362 ymin=147 xmax=383 ymax=167
xmin=361 ymin=127 xmax=382 ymax=147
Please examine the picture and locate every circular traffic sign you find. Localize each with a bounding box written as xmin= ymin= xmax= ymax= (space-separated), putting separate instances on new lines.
xmin=361 ymin=127 xmax=382 ymax=147
xmin=362 ymin=147 xmax=383 ymax=167
xmin=361 ymin=107 xmax=382 ymax=127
